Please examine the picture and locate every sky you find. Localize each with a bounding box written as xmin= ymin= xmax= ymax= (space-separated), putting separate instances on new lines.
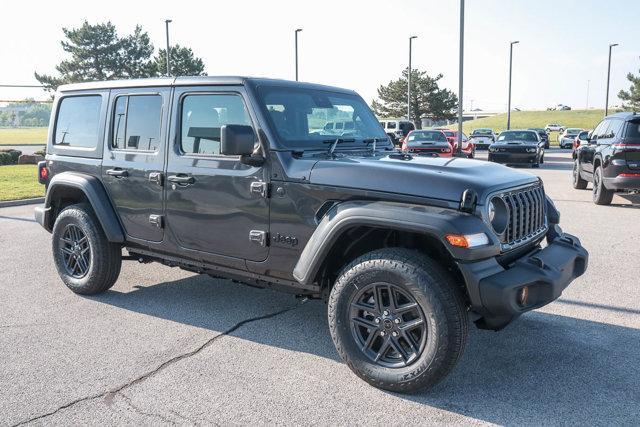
xmin=1 ymin=0 xmax=638 ymax=111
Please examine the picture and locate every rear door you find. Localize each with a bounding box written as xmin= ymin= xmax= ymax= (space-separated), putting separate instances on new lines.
xmin=101 ymin=87 xmax=170 ymax=242
xmin=164 ymin=85 xmax=269 ymax=263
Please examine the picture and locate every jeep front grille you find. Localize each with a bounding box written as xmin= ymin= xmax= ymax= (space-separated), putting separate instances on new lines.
xmin=500 ymin=184 xmax=547 ymax=250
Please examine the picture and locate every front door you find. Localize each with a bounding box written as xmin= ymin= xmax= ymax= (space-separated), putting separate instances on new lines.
xmin=164 ymin=86 xmax=269 ymax=263
xmin=101 ymin=88 xmax=170 ymax=242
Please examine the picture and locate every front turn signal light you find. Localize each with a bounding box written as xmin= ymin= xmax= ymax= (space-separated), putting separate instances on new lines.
xmin=446 ymin=233 xmax=489 ymax=248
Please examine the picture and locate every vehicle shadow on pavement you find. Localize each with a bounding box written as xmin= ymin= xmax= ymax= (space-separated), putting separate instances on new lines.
xmin=409 ymin=311 xmax=640 ymax=424
xmin=92 ymin=274 xmax=640 ymax=424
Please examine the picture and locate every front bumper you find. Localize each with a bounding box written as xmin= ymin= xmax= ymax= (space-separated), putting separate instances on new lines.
xmin=489 ymin=152 xmax=538 ymax=164
xmin=457 ymin=227 xmax=588 ymax=330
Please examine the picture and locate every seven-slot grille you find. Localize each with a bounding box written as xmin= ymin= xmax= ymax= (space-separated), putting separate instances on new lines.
xmin=500 ymin=184 xmax=547 ymax=248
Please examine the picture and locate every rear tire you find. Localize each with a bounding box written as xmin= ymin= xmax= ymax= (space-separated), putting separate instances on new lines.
xmin=328 ymin=248 xmax=468 ymax=393
xmin=593 ymin=166 xmax=613 ymax=205
xmin=52 ymin=204 xmax=122 ymax=294
xmin=572 ymin=160 xmax=588 ymax=189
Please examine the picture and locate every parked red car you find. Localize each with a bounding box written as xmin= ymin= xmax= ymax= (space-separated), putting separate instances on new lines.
xmin=437 ymin=129 xmax=475 ymax=158
xmin=401 ymin=130 xmax=453 ymax=157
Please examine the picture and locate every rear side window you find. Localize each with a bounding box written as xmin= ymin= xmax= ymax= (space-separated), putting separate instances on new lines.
xmin=607 ymin=119 xmax=624 ymax=139
xmin=180 ymin=93 xmax=252 ymax=156
xmin=112 ymin=95 xmax=163 ymax=151
xmin=626 ymin=121 xmax=640 ymax=138
xmin=387 ymin=122 xmax=396 ymax=129
xmin=54 ymin=96 xmax=102 ymax=148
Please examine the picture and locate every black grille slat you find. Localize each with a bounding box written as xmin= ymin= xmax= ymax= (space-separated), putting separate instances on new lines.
xmin=499 ymin=184 xmax=546 ymax=249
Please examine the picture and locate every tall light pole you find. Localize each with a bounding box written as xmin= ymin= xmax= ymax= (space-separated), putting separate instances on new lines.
xmin=605 ymin=43 xmax=618 ymax=116
xmin=165 ymin=19 xmax=172 ymax=76
xmin=586 ymin=79 xmax=590 ymax=109
xmin=408 ymin=35 xmax=417 ymax=124
xmin=456 ymin=0 xmax=465 ymax=157
xmin=506 ymin=40 xmax=519 ymax=130
xmin=295 ymin=28 xmax=303 ymax=81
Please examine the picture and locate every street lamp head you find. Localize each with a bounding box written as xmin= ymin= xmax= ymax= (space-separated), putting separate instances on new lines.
xmin=165 ymin=19 xmax=172 ymax=24
xmin=410 ymin=35 xmax=418 ymax=40
xmin=610 ymin=43 xmax=618 ymax=47
xmin=295 ymin=28 xmax=303 ymax=33
xmin=511 ymin=40 xmax=520 ymax=45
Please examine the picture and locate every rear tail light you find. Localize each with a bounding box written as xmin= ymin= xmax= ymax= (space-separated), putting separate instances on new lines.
xmin=618 ymin=173 xmax=640 ymax=177
xmin=38 ymin=161 xmax=49 ymax=184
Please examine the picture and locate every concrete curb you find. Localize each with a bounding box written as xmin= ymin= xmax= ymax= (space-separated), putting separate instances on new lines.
xmin=0 ymin=197 xmax=44 ymax=208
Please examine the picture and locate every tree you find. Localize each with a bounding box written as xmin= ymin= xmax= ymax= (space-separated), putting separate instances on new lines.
xmin=371 ymin=68 xmax=458 ymax=128
xmin=618 ymin=69 xmax=640 ymax=111
xmin=35 ymin=21 xmax=123 ymax=89
xmin=35 ymin=22 xmax=206 ymax=90
xmin=153 ymin=45 xmax=206 ymax=77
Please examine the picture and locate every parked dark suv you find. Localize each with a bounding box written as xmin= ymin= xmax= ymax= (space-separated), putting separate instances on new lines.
xmin=35 ymin=77 xmax=588 ymax=393
xmin=573 ymin=112 xmax=640 ymax=205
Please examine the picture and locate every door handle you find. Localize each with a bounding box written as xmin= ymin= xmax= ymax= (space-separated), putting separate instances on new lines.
xmin=167 ymin=175 xmax=195 ymax=185
xmin=106 ymin=168 xmax=128 ymax=178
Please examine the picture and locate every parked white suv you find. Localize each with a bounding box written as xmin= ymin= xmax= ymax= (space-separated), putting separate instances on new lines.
xmin=379 ymin=119 xmax=415 ymax=145
xmin=545 ymin=123 xmax=565 ymax=132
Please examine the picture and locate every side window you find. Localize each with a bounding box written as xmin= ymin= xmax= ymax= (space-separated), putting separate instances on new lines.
xmin=54 ymin=95 xmax=102 ymax=148
xmin=387 ymin=122 xmax=397 ymax=129
xmin=112 ymin=95 xmax=163 ymax=151
xmin=592 ymin=120 xmax=609 ymax=139
xmin=607 ymin=119 xmax=624 ymax=139
xmin=181 ymin=93 xmax=252 ymax=156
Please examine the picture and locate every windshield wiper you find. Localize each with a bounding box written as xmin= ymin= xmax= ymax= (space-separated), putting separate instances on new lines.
xmin=323 ymin=137 xmax=356 ymax=156
xmin=363 ymin=137 xmax=390 ymax=153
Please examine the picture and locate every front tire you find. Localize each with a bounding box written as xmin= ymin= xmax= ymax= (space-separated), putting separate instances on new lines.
xmin=328 ymin=248 xmax=468 ymax=393
xmin=52 ymin=204 xmax=122 ymax=294
xmin=572 ymin=160 xmax=588 ymax=189
xmin=593 ymin=166 xmax=613 ymax=205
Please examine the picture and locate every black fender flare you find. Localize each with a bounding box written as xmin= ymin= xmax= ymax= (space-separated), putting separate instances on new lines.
xmin=292 ymin=200 xmax=500 ymax=286
xmin=39 ymin=172 xmax=125 ymax=243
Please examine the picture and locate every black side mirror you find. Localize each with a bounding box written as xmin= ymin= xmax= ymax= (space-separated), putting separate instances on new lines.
xmin=220 ymin=124 xmax=256 ymax=156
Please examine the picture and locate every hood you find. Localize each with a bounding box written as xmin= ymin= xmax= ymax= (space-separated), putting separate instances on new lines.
xmin=309 ymin=153 xmax=538 ymax=204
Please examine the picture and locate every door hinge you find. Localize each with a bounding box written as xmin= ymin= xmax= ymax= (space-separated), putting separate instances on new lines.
xmin=149 ymin=214 xmax=163 ymax=228
xmin=250 ymin=181 xmax=269 ymax=198
xmin=148 ymin=171 xmax=164 ymax=186
xmin=249 ymin=230 xmax=268 ymax=247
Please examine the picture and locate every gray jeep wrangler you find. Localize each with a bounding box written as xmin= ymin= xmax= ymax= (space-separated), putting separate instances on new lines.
xmin=36 ymin=77 xmax=588 ymax=392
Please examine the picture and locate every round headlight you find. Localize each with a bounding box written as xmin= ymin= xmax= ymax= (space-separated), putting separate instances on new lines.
xmin=488 ymin=196 xmax=508 ymax=236
xmin=488 ymin=200 xmax=496 ymax=222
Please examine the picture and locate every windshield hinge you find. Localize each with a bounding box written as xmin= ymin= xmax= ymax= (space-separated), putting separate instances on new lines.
xmin=250 ymin=181 xmax=270 ymax=198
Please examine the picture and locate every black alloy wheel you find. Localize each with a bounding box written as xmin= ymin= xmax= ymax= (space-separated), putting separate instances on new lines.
xmin=350 ymin=282 xmax=427 ymax=368
xmin=59 ymin=224 xmax=91 ymax=278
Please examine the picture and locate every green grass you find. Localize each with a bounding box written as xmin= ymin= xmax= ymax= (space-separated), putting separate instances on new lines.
xmin=0 ymin=165 xmax=44 ymax=201
xmin=0 ymin=127 xmax=48 ymax=145
xmin=448 ymin=109 xmax=606 ymax=135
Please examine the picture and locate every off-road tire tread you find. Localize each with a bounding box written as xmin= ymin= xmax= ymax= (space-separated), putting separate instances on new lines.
xmin=52 ymin=204 xmax=121 ymax=294
xmin=328 ymin=248 xmax=468 ymax=393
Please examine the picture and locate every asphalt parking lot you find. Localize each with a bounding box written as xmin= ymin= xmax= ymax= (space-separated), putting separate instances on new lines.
xmin=1 ymin=149 xmax=639 ymax=425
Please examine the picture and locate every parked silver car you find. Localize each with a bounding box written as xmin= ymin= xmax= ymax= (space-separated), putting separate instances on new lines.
xmin=558 ymin=128 xmax=582 ymax=148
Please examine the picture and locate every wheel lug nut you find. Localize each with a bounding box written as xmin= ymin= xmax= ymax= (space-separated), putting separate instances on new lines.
xmin=374 ymin=318 xmax=380 ymax=324
xmin=392 ymin=331 xmax=398 ymax=337
xmin=383 ymin=310 xmax=389 ymax=316
xmin=380 ymin=331 xmax=385 ymax=336
xmin=394 ymin=318 xmax=400 ymax=324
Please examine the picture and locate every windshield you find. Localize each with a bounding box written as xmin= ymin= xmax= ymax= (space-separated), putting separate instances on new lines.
xmin=408 ymin=131 xmax=447 ymax=143
xmin=256 ymin=86 xmax=389 ymax=149
xmin=566 ymin=128 xmax=581 ymax=134
xmin=497 ymin=131 xmax=538 ymax=142
xmin=472 ymin=129 xmax=492 ymax=135
xmin=626 ymin=121 xmax=640 ymax=138
xmin=442 ymin=131 xmax=454 ymax=137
